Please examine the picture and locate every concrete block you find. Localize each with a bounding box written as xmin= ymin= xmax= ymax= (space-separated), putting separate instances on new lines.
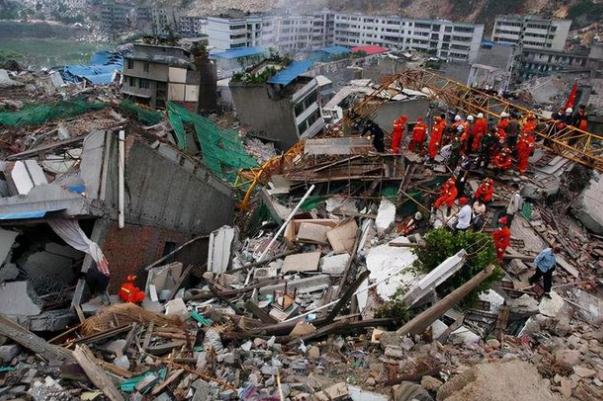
xmin=0 ymin=281 xmax=42 ymax=316
xmin=0 ymin=344 xmax=20 ymax=362
xmin=571 ymin=172 xmax=603 ymax=234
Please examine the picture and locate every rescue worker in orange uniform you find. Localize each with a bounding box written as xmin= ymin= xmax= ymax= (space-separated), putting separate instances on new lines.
xmin=496 ymin=112 xmax=510 ymax=143
xmin=492 ymin=216 xmax=511 ymax=261
xmin=433 ymin=177 xmax=458 ymax=209
xmin=522 ymin=113 xmax=537 ymax=135
xmin=574 ymin=105 xmax=588 ymax=131
xmin=460 ymin=115 xmax=474 ymax=154
xmin=474 ymin=178 xmax=494 ymax=203
xmin=408 ymin=117 xmax=427 ymax=153
xmin=390 ymin=115 xmax=407 ymax=154
xmin=472 ymin=113 xmax=488 ymax=152
xmin=118 ymin=275 xmax=145 ymax=303
xmin=493 ymin=146 xmax=513 ymax=170
xmin=428 ymin=115 xmax=445 ymax=159
xmin=516 ymin=131 xmax=535 ymax=174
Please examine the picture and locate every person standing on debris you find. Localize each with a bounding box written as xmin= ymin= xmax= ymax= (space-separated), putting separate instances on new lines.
xmin=428 ymin=115 xmax=445 ymax=159
xmin=472 ymin=113 xmax=488 ymax=153
xmin=506 ymin=111 xmax=520 ymax=151
xmin=460 ymin=115 xmax=474 ymax=154
xmin=408 ymin=117 xmax=427 ymax=154
xmin=574 ymin=105 xmax=589 ymax=131
xmin=474 ymin=178 xmax=494 ymax=203
xmin=505 ymin=190 xmax=523 ymax=225
xmin=516 ymin=130 xmax=535 ymax=175
xmin=522 ymin=113 xmax=537 ymax=135
xmin=434 ymin=177 xmax=458 ymax=210
xmin=492 ymin=216 xmax=511 ymax=261
xmin=479 ymin=126 xmax=498 ymax=167
xmin=493 ymin=146 xmax=513 ymax=171
xmin=529 ymin=245 xmax=560 ymax=298
xmin=496 ymin=112 xmax=510 ymax=143
xmin=452 ymin=196 xmax=472 ymax=231
xmin=390 ymin=115 xmax=407 ymax=153
xmin=472 ymin=199 xmax=486 ymax=230
xmin=363 ymin=120 xmax=385 ymax=152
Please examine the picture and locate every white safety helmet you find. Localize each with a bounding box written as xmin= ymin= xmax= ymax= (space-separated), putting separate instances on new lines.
xmin=565 ymin=107 xmax=573 ymax=114
xmin=500 ymin=111 xmax=509 ymax=118
xmin=454 ymin=115 xmax=462 ymax=121
xmin=467 ymin=115 xmax=474 ymax=122
xmin=477 ymin=113 xmax=484 ymax=119
xmin=456 ymin=125 xmax=464 ymax=132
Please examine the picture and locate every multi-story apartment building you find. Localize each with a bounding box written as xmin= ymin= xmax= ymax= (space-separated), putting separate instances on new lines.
xmin=179 ymin=16 xmax=206 ymax=37
xmin=518 ymin=48 xmax=589 ymax=80
xmin=206 ymin=14 xmax=264 ymax=52
xmin=121 ymin=42 xmax=214 ymax=110
xmin=100 ymin=0 xmax=132 ymax=35
xmin=330 ymin=14 xmax=484 ymax=62
xmin=262 ymin=11 xmax=334 ymax=52
xmin=492 ymin=15 xmax=571 ymax=51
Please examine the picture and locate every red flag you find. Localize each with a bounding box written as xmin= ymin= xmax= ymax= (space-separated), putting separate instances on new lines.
xmin=564 ymin=81 xmax=578 ymax=110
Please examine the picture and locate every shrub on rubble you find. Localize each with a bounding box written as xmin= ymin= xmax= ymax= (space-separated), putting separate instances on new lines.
xmin=413 ymin=228 xmax=502 ymax=307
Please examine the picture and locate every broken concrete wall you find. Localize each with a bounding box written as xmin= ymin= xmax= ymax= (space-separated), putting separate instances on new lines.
xmin=372 ymin=98 xmax=430 ymax=133
xmin=229 ymin=83 xmax=299 ymax=149
xmin=103 ymin=136 xmax=235 ymax=235
xmin=571 ymin=172 xmax=603 ymax=234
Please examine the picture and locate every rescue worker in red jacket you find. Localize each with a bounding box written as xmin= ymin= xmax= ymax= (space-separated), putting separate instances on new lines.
xmin=434 ymin=177 xmax=458 ymax=209
xmin=493 ymin=146 xmax=513 ymax=170
xmin=408 ymin=117 xmax=427 ymax=153
xmin=574 ymin=105 xmax=588 ymax=131
xmin=522 ymin=113 xmax=537 ymax=135
xmin=496 ymin=112 xmax=510 ymax=143
xmin=390 ymin=115 xmax=407 ymax=154
xmin=516 ymin=131 xmax=535 ymax=174
xmin=428 ymin=115 xmax=445 ymax=159
xmin=474 ymin=178 xmax=494 ymax=203
xmin=472 ymin=113 xmax=488 ymax=152
xmin=460 ymin=115 xmax=474 ymax=155
xmin=492 ymin=216 xmax=511 ymax=261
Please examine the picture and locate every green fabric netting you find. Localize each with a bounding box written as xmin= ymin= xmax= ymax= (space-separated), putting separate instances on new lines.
xmin=118 ymin=100 xmax=163 ymax=126
xmin=166 ymin=101 xmax=258 ymax=184
xmin=0 ymin=99 xmax=106 ymax=127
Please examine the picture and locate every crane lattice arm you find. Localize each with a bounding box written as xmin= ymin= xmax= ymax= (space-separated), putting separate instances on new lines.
xmin=354 ymin=69 xmax=603 ymax=171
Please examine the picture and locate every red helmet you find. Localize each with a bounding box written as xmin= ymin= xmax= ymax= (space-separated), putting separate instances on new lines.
xmin=498 ymin=216 xmax=509 ymax=226
xmin=459 ymin=196 xmax=469 ymax=206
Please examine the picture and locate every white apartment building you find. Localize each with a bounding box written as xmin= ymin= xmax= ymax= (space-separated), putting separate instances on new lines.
xmin=262 ymin=11 xmax=334 ymax=52
xmin=332 ymin=13 xmax=484 ymax=62
xmin=206 ymin=16 xmax=263 ymax=52
xmin=492 ymin=15 xmax=571 ymax=51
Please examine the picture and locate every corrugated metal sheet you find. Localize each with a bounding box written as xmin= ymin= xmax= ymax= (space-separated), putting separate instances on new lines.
xmin=268 ymin=60 xmax=314 ymax=86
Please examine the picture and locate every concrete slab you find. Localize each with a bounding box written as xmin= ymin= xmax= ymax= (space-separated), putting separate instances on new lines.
xmin=571 ymin=172 xmax=603 ymax=234
xmin=366 ymin=236 xmax=417 ymax=300
xmin=375 ymin=198 xmax=396 ymax=235
xmin=320 ymin=253 xmax=350 ymax=275
xmin=207 ymin=226 xmax=236 ymax=273
xmin=0 ymin=227 xmax=18 ymax=264
xmin=282 ymin=251 xmax=321 ymax=273
xmin=0 ymin=281 xmax=43 ymax=316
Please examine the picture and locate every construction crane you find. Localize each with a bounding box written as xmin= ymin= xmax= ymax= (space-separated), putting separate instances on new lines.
xmin=236 ymin=69 xmax=603 ymax=210
xmin=353 ymin=69 xmax=603 ymax=172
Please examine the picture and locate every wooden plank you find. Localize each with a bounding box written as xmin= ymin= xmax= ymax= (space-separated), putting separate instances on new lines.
xmin=73 ymin=344 xmax=125 ymax=401
xmin=151 ymin=368 xmax=185 ymax=395
xmin=167 ymin=264 xmax=194 ymax=301
xmin=0 ymin=314 xmax=74 ymax=362
xmin=245 ymin=301 xmax=278 ymax=324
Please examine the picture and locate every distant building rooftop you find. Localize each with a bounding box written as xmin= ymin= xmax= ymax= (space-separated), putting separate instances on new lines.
xmin=352 ymin=45 xmax=388 ymax=55
xmin=268 ymin=60 xmax=314 ymax=86
xmin=210 ymin=47 xmax=266 ymax=60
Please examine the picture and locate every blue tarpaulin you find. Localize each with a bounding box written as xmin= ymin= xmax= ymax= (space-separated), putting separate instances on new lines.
xmin=210 ymin=47 xmax=265 ymax=60
xmin=60 ymin=51 xmax=123 ymax=85
xmin=0 ymin=209 xmax=60 ymax=220
xmin=268 ymin=60 xmax=314 ymax=86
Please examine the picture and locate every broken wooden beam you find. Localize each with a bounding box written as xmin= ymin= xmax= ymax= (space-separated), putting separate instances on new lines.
xmin=0 ymin=314 xmax=74 ymax=362
xmin=73 ymin=344 xmax=125 ymax=401
xmin=396 ymin=264 xmax=496 ymax=337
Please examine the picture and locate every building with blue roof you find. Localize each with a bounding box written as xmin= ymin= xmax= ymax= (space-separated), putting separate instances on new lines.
xmin=60 ymin=51 xmax=123 ymax=85
xmin=230 ymin=58 xmax=325 ymax=149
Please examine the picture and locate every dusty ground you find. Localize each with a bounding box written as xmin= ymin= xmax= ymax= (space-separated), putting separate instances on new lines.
xmin=440 ymin=360 xmax=563 ymax=401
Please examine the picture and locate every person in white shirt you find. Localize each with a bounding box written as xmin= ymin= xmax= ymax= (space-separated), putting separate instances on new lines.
xmin=453 ymin=196 xmax=472 ymax=231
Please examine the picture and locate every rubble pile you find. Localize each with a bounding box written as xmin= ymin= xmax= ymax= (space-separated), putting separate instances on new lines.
xmin=0 ymin=65 xmax=602 ymax=401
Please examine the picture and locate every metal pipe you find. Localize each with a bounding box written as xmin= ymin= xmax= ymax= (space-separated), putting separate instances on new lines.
xmin=118 ymin=130 xmax=125 ymax=229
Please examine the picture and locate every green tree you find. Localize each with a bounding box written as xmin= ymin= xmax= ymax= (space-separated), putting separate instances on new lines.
xmin=413 ymin=228 xmax=502 ymax=307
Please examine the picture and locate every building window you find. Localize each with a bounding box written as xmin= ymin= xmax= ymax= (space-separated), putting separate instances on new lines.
xmin=127 ymin=59 xmax=134 ymax=69
xmin=143 ymin=62 xmax=149 ymax=72
xmin=129 ymin=76 xmax=136 ymax=87
xmin=139 ymin=79 xmax=150 ymax=89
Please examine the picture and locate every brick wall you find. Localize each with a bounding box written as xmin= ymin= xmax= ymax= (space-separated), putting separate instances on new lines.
xmin=101 ymin=221 xmax=194 ymax=292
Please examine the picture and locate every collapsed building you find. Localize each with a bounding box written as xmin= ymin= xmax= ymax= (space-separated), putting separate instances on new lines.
xmin=0 ymin=47 xmax=602 ymax=401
